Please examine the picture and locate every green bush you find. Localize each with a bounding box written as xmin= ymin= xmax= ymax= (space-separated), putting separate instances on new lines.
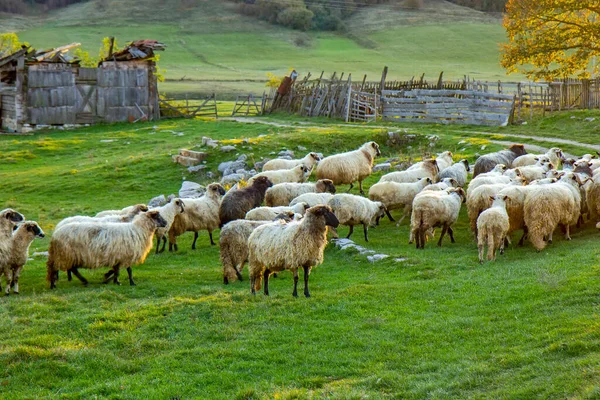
xmin=276 ymin=7 xmax=314 ymax=31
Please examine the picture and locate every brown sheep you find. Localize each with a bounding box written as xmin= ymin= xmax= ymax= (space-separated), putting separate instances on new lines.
xmin=219 ymin=176 xmax=273 ymax=227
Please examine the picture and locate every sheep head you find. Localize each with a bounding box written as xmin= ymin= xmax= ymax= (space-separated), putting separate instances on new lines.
xmin=172 ymin=198 xmax=185 ymax=214
xmin=146 ymin=210 xmax=168 ymax=228
xmin=310 ymin=152 xmax=321 ymax=162
xmin=1 ymin=208 xmax=24 ymax=224
xmin=19 ymin=221 xmax=45 ymax=238
xmin=252 ymin=176 xmax=273 ymax=190
xmin=309 ymin=205 xmax=339 ymax=228
xmin=509 ymin=144 xmax=527 ymax=156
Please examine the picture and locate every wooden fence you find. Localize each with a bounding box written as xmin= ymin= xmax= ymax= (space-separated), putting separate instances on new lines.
xmin=381 ymin=89 xmax=516 ymax=126
xmin=159 ymin=93 xmax=217 ymax=119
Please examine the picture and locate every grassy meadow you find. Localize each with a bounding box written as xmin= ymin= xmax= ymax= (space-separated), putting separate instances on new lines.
xmin=2 ymin=111 xmax=600 ymax=398
xmin=1 ymin=0 xmax=511 ymax=97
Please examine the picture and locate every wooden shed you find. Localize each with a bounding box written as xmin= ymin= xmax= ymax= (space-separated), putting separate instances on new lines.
xmin=0 ymin=41 xmax=164 ymax=133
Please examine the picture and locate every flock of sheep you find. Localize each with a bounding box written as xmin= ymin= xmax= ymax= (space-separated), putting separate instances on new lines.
xmin=3 ymin=138 xmax=600 ymax=296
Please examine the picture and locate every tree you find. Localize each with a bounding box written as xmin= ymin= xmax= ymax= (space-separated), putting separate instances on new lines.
xmin=501 ymin=1 xmax=600 ymax=81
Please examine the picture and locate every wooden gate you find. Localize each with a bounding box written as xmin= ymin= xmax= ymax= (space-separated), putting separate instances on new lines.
xmin=75 ymin=68 xmax=99 ymax=124
xmin=347 ymin=90 xmax=377 ymax=122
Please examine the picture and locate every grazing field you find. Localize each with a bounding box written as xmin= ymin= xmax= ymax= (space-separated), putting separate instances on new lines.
xmin=2 ymin=0 xmax=511 ymax=97
xmin=2 ymin=111 xmax=600 ymax=398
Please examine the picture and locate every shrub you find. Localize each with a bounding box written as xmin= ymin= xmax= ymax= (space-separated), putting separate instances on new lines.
xmin=276 ymin=7 xmax=314 ymax=31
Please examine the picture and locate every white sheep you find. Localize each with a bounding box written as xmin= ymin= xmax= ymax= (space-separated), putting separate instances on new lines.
xmin=439 ymin=159 xmax=469 ymax=187
xmin=247 ymin=205 xmax=339 ymax=297
xmin=379 ymin=159 xmax=439 ymax=184
xmin=169 ymin=183 xmax=226 ymax=251
xmin=0 ymin=209 xmax=25 ymax=294
xmin=473 ymin=164 xmax=507 ymax=179
xmin=410 ymin=187 xmax=466 ymax=249
xmin=95 ymin=204 xmax=149 ymax=218
xmin=262 ymin=152 xmax=321 ymax=171
xmin=289 ymin=193 xmax=334 ymax=208
xmin=265 ymin=179 xmax=336 ymax=207
xmin=327 ymin=194 xmax=386 ymax=242
xmin=245 ymin=203 xmax=309 ymax=221
xmin=512 ymin=147 xmax=564 ymax=168
xmin=152 ymin=198 xmax=186 ymax=253
xmin=316 ymin=141 xmax=381 ymax=194
xmin=3 ymin=221 xmax=45 ymax=295
xmin=514 ymin=161 xmax=554 ymax=182
xmin=409 ymin=151 xmax=453 ymax=172
xmin=477 ymin=195 xmax=509 ymax=263
xmin=422 ymin=178 xmax=459 ymax=192
xmin=47 ymin=211 xmax=167 ymax=288
xmin=368 ymin=177 xmax=432 ymax=223
xmin=248 ymin=164 xmax=311 ymax=186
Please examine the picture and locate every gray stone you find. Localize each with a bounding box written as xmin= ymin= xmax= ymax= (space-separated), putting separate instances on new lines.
xmin=298 ymin=145 xmax=307 ymax=151
xmin=237 ymin=154 xmax=248 ymax=162
xmin=206 ymin=171 xmax=215 ymax=179
xmin=394 ymin=258 xmax=408 ymax=262
xmin=221 ymin=173 xmax=247 ymax=186
xmin=188 ymin=165 xmax=207 ymax=173
xmin=148 ymin=194 xmax=167 ymax=208
xmin=278 ymin=155 xmax=293 ymax=160
xmin=221 ymin=145 xmax=236 ymax=152
xmin=218 ymin=160 xmax=247 ymax=175
xmin=167 ymin=194 xmax=177 ymax=202
xmin=32 ymin=251 xmax=49 ymax=258
xmin=100 ymin=139 xmax=115 ymax=143
xmin=386 ymin=157 xmax=400 ymax=163
xmin=585 ymin=117 xmax=596 ymax=122
xmin=179 ymin=181 xmax=205 ymax=198
xmin=367 ymin=254 xmax=389 ymax=263
xmin=279 ymin=149 xmax=295 ymax=158
xmin=372 ymin=163 xmax=391 ymax=173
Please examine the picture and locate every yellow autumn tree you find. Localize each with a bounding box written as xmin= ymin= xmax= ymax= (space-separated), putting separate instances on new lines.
xmin=501 ymin=1 xmax=600 ymax=80
xmin=0 ymin=33 xmax=29 ymax=57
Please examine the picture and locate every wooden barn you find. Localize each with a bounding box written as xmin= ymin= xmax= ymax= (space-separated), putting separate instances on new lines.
xmin=0 ymin=40 xmax=165 ymax=133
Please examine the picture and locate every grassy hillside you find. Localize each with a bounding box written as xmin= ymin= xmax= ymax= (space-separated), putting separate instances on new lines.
xmin=1 ymin=0 xmax=511 ymax=98
xmin=1 ymin=111 xmax=600 ymax=398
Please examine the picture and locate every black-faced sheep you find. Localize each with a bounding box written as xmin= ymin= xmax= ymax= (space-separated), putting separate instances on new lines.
xmin=477 ymin=195 xmax=509 ymax=263
xmin=219 ymin=176 xmax=273 ymax=227
xmin=410 ymin=187 xmax=466 ymax=249
xmin=473 ymin=144 xmax=527 ymax=177
xmin=47 ymin=210 xmax=167 ymax=288
xmin=265 ymin=179 xmax=336 ymax=207
xmin=0 ymin=209 xmax=26 ymax=294
xmin=262 ymin=152 xmax=321 ymax=171
xmin=316 ymin=141 xmax=381 ymax=194
xmin=153 ymin=198 xmax=185 ymax=253
xmin=248 ymin=205 xmax=339 ymax=297
xmin=169 ymin=184 xmax=225 ymax=250
xmin=327 ymin=194 xmax=386 ymax=242
xmin=3 ymin=221 xmax=45 ymax=295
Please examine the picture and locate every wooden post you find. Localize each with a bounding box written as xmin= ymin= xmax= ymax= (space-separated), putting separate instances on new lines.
xmin=436 ymin=71 xmax=443 ymax=89
xmin=360 ymin=74 xmax=367 ymax=92
xmin=108 ymin=37 xmax=115 ymax=60
xmin=379 ymin=66 xmax=388 ymax=95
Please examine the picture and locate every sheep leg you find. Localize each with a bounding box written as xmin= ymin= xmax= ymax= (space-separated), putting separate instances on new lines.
xmin=67 ymin=269 xmax=72 ymax=281
xmin=518 ymin=227 xmax=528 ymax=246
xmin=385 ymin=209 xmax=396 ymax=222
xmin=564 ymin=224 xmax=571 ymax=241
xmin=346 ymin=225 xmax=354 ymax=239
xmin=358 ymin=181 xmax=365 ymax=195
xmin=250 ymin=276 xmax=256 ymax=295
xmin=235 ymin=267 xmax=243 ymax=282
xmin=363 ymin=224 xmax=369 ymax=242
xmin=499 ymin=235 xmax=506 ymax=255
xmin=437 ymin=225 xmax=448 ymax=247
xmin=224 ymin=275 xmax=229 ymax=285
xmin=208 ymin=231 xmax=216 ymax=246
xmin=3 ymin=269 xmax=11 ymax=295
xmin=347 ymin=183 xmax=354 ymax=192
xmin=10 ymin=265 xmax=22 ymax=294
xmin=159 ymin=237 xmax=167 ymax=253
xmin=303 ymin=265 xmax=311 ymax=298
xmin=102 ymin=269 xmax=115 ymax=284
xmin=71 ymin=267 xmax=89 ymax=286
xmin=478 ymin=242 xmax=484 ymax=264
xmin=155 ymin=236 xmax=161 ymax=254
xmin=263 ymin=269 xmax=270 ymax=296
xmin=112 ymin=265 xmax=121 ymax=285
xmin=126 ymin=267 xmax=136 ymax=286
xmin=292 ymin=270 xmax=299 ymax=298
xmin=192 ymin=232 xmax=199 ymax=250
xmin=448 ymin=227 xmax=456 ymax=243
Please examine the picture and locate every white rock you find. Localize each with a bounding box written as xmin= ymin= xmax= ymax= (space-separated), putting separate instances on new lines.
xmin=179 ymin=181 xmax=205 ymax=198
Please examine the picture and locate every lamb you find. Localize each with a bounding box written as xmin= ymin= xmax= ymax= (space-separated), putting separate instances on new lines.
xmin=315 ymin=141 xmax=381 ymax=194
xmin=153 ymin=198 xmax=185 ymax=253
xmin=219 ymin=214 xmax=295 ymax=284
xmin=477 ymin=195 xmax=510 ymax=263
xmin=523 ymin=172 xmax=582 ymax=251
xmin=409 ymin=151 xmax=453 ymax=172
xmin=2 ymin=221 xmax=45 ymax=295
xmin=379 ymin=159 xmax=439 ymax=184
xmin=262 ymin=152 xmax=321 ymax=171
xmin=327 ymin=194 xmax=386 ymax=242
xmin=46 ymin=210 xmax=167 ymax=288
xmin=497 ymin=184 xmax=546 ymax=246
xmin=247 ymin=205 xmax=339 ymax=297
xmin=368 ymin=177 xmax=432 ymax=223
xmin=473 ymin=144 xmax=527 ymax=177
xmin=95 ymin=204 xmax=149 ymax=218
xmin=265 ymin=179 xmax=336 ymax=207
xmin=219 ymin=176 xmax=273 ymax=227
xmin=245 ymin=202 xmax=309 ymax=221
xmin=289 ymin=192 xmax=334 ymax=208
xmin=467 ymin=183 xmax=513 ymax=233
xmin=422 ymin=178 xmax=459 ymax=192
xmin=0 ymin=209 xmax=25 ymax=294
xmin=410 ymin=187 xmax=466 ymax=249
xmin=512 ymin=147 xmax=564 ymax=168
xmin=514 ymin=162 xmax=554 ymax=182
xmin=248 ymin=165 xmax=311 ymax=186
xmin=439 ymin=159 xmax=469 ymax=187
xmin=168 ymin=184 xmax=225 ymax=251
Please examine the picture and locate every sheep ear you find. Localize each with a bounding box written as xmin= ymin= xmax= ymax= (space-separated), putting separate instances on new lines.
xmin=503 ymin=195 xmax=509 ymax=201
xmin=489 ymin=196 xmax=495 ymax=202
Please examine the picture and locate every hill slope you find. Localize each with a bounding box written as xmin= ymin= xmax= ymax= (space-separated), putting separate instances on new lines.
xmin=0 ymin=0 xmax=509 ymax=97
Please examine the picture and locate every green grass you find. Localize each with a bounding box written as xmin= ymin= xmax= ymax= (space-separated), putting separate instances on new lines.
xmin=2 ymin=0 xmax=512 ymax=98
xmin=2 ymin=111 xmax=600 ymax=398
